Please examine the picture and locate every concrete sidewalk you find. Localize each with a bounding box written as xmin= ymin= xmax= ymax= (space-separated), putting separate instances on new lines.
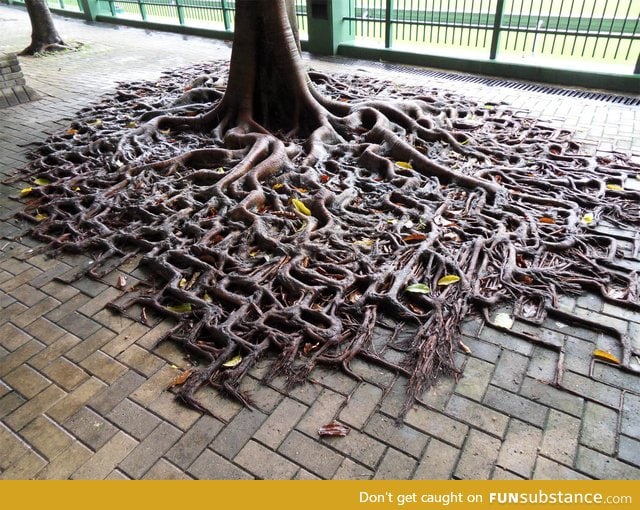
xmin=1 ymin=4 xmax=639 ymax=480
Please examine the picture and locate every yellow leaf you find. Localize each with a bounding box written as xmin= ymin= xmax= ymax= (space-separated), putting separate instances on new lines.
xmin=294 ymin=187 xmax=308 ymax=194
xmin=354 ymin=238 xmax=374 ymax=248
xmin=405 ymin=283 xmax=430 ymax=294
xmin=34 ymin=178 xmax=50 ymax=186
xmin=178 ymin=278 xmax=187 ymax=288
xmin=159 ymin=128 xmax=171 ymax=135
xmin=437 ymin=274 xmax=461 ymax=286
xmin=606 ymin=184 xmax=624 ymax=191
xmin=34 ymin=213 xmax=47 ymax=221
xmin=216 ymin=167 xmax=225 ymax=174
xmin=272 ymin=183 xmax=284 ymax=190
xmin=125 ymin=121 xmax=138 ymax=128
xmin=581 ymin=212 xmax=594 ymax=224
xmin=203 ymin=292 xmax=212 ymax=303
xmin=167 ymin=303 xmax=192 ymax=313
xmin=593 ymin=349 xmax=620 ymax=365
xmin=222 ymin=354 xmax=242 ymax=368
xmin=20 ymin=187 xmax=33 ymax=196
xmin=395 ymin=161 xmax=413 ymax=170
xmin=73 ymin=187 xmax=81 ymax=192
xmin=292 ymin=198 xmax=311 ymax=216
xmin=167 ymin=368 xmax=192 ymax=388
xmin=88 ymin=119 xmax=102 ymax=127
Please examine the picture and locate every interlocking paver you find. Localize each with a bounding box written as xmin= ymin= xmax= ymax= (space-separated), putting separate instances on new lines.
xmin=278 ymin=430 xmax=344 ymax=479
xmin=187 ymin=448 xmax=253 ymax=480
xmin=63 ymin=406 xmax=119 ymax=451
xmin=142 ymin=459 xmax=192 ymax=480
xmin=455 ymin=356 xmax=494 ymax=401
xmin=483 ymin=385 xmax=549 ymax=428
xmin=332 ymin=458 xmax=374 ymax=480
xmin=165 ymin=414 xmax=224 ymax=469
xmin=404 ymin=405 xmax=469 ymax=447
xmin=445 ymin=394 xmax=509 ymax=438
xmin=373 ymin=447 xmax=416 ymax=480
xmin=253 ymin=396 xmax=307 ymax=449
xmin=3 ymin=363 xmax=51 ymax=398
xmin=210 ymin=407 xmax=268 ymax=459
xmin=412 ymin=439 xmax=460 ymax=480
xmin=4 ymin=383 xmax=65 ymax=431
xmin=0 ymin=449 xmax=46 ymax=479
xmin=581 ymin=401 xmax=618 ymax=455
xmin=235 ymin=440 xmax=299 ymax=479
xmin=19 ymin=415 xmax=73 ymax=461
xmin=539 ymin=409 xmax=581 ymax=466
xmin=533 ymin=456 xmax=590 ymax=480
xmin=35 ymin=440 xmax=93 ymax=480
xmin=454 ymin=429 xmax=502 ymax=480
xmin=105 ymin=398 xmax=161 ymax=440
xmin=46 ymin=376 xmax=107 ymax=423
xmin=71 ymin=431 xmax=138 ymax=480
xmin=41 ymin=357 xmax=89 ymax=391
xmin=575 ymin=446 xmax=640 ymax=480
xmin=339 ymin=382 xmax=383 ymax=429
xmin=496 ymin=419 xmax=543 ymax=478
xmin=118 ymin=422 xmax=182 ymax=479
xmin=364 ymin=412 xmax=428 ymax=458
xmin=89 ymin=370 xmax=146 ymax=414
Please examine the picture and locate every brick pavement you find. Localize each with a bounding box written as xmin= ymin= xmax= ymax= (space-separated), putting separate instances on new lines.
xmin=1 ymin=4 xmax=639 ymax=480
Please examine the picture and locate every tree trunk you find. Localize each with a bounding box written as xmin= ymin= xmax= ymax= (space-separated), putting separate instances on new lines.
xmin=213 ymin=0 xmax=316 ymax=133
xmin=20 ymin=0 xmax=67 ymax=56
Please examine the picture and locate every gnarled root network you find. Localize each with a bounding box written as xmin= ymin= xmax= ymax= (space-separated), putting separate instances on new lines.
xmin=7 ymin=61 xmax=640 ymax=416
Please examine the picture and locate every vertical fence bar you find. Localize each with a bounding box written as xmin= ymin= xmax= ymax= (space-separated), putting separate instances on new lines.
xmin=489 ymin=0 xmax=505 ymax=60
xmin=384 ymin=0 xmax=393 ymax=48
xmin=138 ymin=0 xmax=147 ymax=20
xmin=221 ymin=0 xmax=231 ymax=31
xmin=175 ymin=0 xmax=185 ymax=25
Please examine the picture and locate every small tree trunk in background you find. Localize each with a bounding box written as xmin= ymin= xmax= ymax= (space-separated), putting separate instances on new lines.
xmin=20 ymin=0 xmax=68 ymax=55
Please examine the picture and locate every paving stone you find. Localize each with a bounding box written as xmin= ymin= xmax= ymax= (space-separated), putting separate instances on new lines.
xmin=526 ymin=345 xmax=559 ymax=382
xmin=339 ymin=382 xmax=383 ymax=429
xmin=294 ymin=468 xmax=321 ymax=480
xmin=46 ymin=376 xmax=107 ymax=423
xmin=593 ymin=363 xmax=640 ymax=392
xmin=253 ymin=396 xmax=307 ymax=449
xmin=520 ymin=377 xmax=584 ymax=417
xmin=364 ymin=412 xmax=429 ymax=458
xmin=101 ymin=321 xmax=150 ymax=357
xmin=63 ymin=406 xmax=119 ymax=451
xmin=56 ymin=312 xmax=102 ymax=340
xmin=332 ymin=458 xmax=373 ymax=480
xmin=617 ymin=435 xmax=640 ymax=468
xmin=71 ymin=431 xmax=138 ymax=480
xmin=89 ymin=370 xmax=146 ymax=415
xmin=66 ymin=328 xmax=116 ymax=364
xmin=4 ymin=383 xmax=66 ymax=431
xmin=296 ymin=387 xmax=346 ymax=436
xmin=0 ymin=322 xmax=32 ymax=350
xmin=35 ymin=440 xmax=93 ymax=480
xmin=106 ymin=398 xmax=162 ymax=440
xmin=0 ymin=391 xmax=26 ymax=419
xmin=491 ymin=467 xmax=525 ymax=479
xmin=0 ymin=339 xmax=45 ymax=378
xmin=278 ymin=430 xmax=343 ymax=479
xmin=533 ymin=456 xmax=591 ymax=480
xmin=116 ymin=344 xmax=165 ymax=377
xmin=455 ymin=356 xmax=494 ymax=401
xmin=165 ymin=414 xmax=224 ymax=469
xmin=372 ymin=447 xmax=416 ymax=479
xmin=483 ymin=385 xmax=548 ymax=428
xmin=237 ymin=374 xmax=284 ymax=414
xmin=404 ymin=405 xmax=469 ymax=447
xmin=540 ymin=409 xmax=581 ymax=466
xmin=210 ymin=406 xmax=268 ymax=459
xmin=0 ymin=449 xmax=47 ymax=479
xmin=19 ymin=414 xmax=74 ymax=461
xmin=187 ymin=448 xmax=253 ymax=480
xmin=41 ymin=357 xmax=89 ymax=390
xmin=496 ymin=419 xmax=543 ymax=478
xmin=79 ymin=350 xmax=129 ymax=384
xmin=0 ymin=423 xmax=30 ymax=470
xmin=562 ymin=371 xmax=622 ymax=408
xmin=459 ymin=336 xmax=501 ymax=363
xmin=445 ymin=394 xmax=509 ymax=438
xmin=581 ymin=401 xmax=618 ymax=455
xmin=322 ymin=427 xmax=387 ymax=469
xmin=620 ymin=392 xmax=640 ymax=440
xmin=22 ymin=317 xmax=67 ymax=345
xmin=412 ymin=438 xmax=460 ymax=480
xmin=492 ymin=350 xmax=529 ymax=392
xmin=576 ymin=446 xmax=640 ymax=480
xmin=454 ymin=429 xmax=502 ymax=480
xmin=478 ymin=325 xmax=534 ymax=356
xmin=118 ymin=422 xmax=182 ymax=479
xmin=129 ymin=365 xmax=177 ymax=407
xmin=234 ymin=440 xmax=299 ymax=479
xmin=3 ymin=363 xmax=52 ymax=398
xmin=142 ymin=459 xmax=193 ymax=480
xmin=147 ymin=391 xmax=201 ymax=431
xmin=348 ymin=358 xmax=396 ymax=389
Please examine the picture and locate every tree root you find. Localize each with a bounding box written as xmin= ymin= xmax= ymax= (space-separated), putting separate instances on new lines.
xmin=7 ymin=61 xmax=640 ymax=417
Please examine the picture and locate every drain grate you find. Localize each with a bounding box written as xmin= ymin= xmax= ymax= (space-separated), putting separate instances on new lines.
xmin=317 ymin=56 xmax=640 ymax=106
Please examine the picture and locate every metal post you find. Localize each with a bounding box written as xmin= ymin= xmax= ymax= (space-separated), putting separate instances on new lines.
xmin=221 ymin=0 xmax=231 ymax=31
xmin=137 ymin=0 xmax=147 ymax=21
xmin=635 ymin=52 xmax=640 ymax=74
xmin=175 ymin=0 xmax=185 ymax=25
xmin=384 ymin=0 xmax=393 ymax=49
xmin=489 ymin=0 xmax=505 ymax=60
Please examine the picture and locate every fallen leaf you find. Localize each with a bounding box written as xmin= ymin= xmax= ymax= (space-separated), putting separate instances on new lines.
xmin=318 ymin=420 xmax=350 ymax=437
xmin=167 ymin=369 xmax=192 ymax=388
xmin=167 ymin=303 xmax=192 ymax=313
xmin=320 ymin=174 xmax=329 ymax=183
xmin=459 ymin=340 xmax=472 ymax=354
xmin=125 ymin=121 xmax=138 ymax=128
xmin=593 ymin=349 xmax=620 ymax=365
xmin=66 ymin=128 xmax=79 ymax=135
xmin=34 ymin=213 xmax=47 ymax=221
xmin=403 ymin=233 xmax=427 ymax=242
xmin=494 ymin=313 xmax=514 ymax=329
xmin=539 ymin=217 xmax=556 ymax=224
xmin=292 ymin=198 xmax=311 ymax=216
xmin=216 ymin=167 xmax=225 ymax=174
xmin=303 ymin=342 xmax=319 ymax=355
xmin=116 ymin=275 xmax=127 ymax=289
xmin=405 ymin=283 xmax=431 ymax=294
xmin=178 ymin=278 xmax=187 ymax=288
xmin=272 ymin=183 xmax=284 ymax=190
xmin=437 ymin=274 xmax=460 ymax=286
xmin=20 ymin=187 xmax=33 ymax=196
xmin=581 ymin=212 xmax=594 ymax=224
xmin=203 ymin=292 xmax=212 ymax=303
xmin=395 ymin=161 xmax=413 ymax=170
xmin=294 ymin=187 xmax=308 ymax=194
xmin=222 ymin=354 xmax=242 ymax=368
xmin=88 ymin=119 xmax=103 ymax=127
xmin=606 ymin=184 xmax=624 ymax=191
xmin=34 ymin=178 xmax=50 ymax=186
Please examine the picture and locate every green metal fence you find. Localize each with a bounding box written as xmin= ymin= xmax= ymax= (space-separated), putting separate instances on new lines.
xmin=346 ymin=0 xmax=640 ymax=73
xmin=5 ymin=0 xmax=640 ymax=78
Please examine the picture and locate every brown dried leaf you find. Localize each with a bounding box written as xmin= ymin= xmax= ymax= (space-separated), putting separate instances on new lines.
xmin=116 ymin=275 xmax=127 ymax=289
xmin=318 ymin=420 xmax=350 ymax=437
xmin=539 ymin=217 xmax=556 ymax=224
xmin=403 ymin=233 xmax=427 ymax=242
xmin=167 ymin=368 xmax=193 ymax=389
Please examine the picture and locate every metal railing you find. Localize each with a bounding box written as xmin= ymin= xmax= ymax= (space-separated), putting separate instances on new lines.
xmin=5 ymin=0 xmax=639 ymax=77
xmin=346 ymin=0 xmax=640 ymax=72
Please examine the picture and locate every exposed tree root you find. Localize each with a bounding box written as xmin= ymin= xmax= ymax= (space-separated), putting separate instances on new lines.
xmin=7 ymin=61 xmax=640 ymax=417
